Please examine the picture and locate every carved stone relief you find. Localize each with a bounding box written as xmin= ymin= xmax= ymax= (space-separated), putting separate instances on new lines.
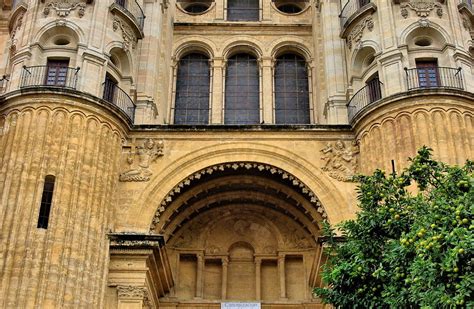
xmin=320 ymin=140 xmax=359 ymax=182
xmin=113 ymin=17 xmax=138 ymax=51
xmin=400 ymin=0 xmax=443 ymax=19
xmin=117 ymin=285 xmax=147 ymax=299
xmin=462 ymin=15 xmax=474 ymax=39
xmin=119 ymin=138 xmax=164 ymax=182
xmin=347 ymin=16 xmax=374 ymax=50
xmin=9 ymin=11 xmax=25 ymax=54
xmin=42 ymin=0 xmax=89 ymax=18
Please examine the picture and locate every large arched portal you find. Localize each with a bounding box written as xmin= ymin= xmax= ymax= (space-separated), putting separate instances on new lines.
xmin=150 ymin=162 xmax=327 ymax=307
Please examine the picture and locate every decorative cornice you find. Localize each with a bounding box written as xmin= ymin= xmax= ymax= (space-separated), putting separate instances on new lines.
xmin=149 ymin=162 xmax=329 ymax=232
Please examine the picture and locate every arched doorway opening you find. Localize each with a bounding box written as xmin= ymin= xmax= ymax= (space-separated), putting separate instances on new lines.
xmin=150 ymin=162 xmax=327 ymax=307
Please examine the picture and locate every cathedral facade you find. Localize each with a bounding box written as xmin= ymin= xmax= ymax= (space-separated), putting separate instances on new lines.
xmin=0 ymin=0 xmax=473 ymax=308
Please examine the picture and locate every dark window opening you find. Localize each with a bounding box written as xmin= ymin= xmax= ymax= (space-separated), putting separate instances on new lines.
xmin=185 ymin=4 xmax=209 ymax=13
xmin=103 ymin=74 xmax=118 ymax=103
xmin=174 ymin=53 xmax=210 ymax=125
xmin=115 ymin=0 xmax=126 ymax=7
xmin=366 ymin=73 xmax=381 ymax=103
xmin=225 ymin=53 xmax=260 ymax=124
xmin=358 ymin=0 xmax=370 ymax=8
xmin=37 ymin=175 xmax=55 ymax=229
xmin=416 ymin=60 xmax=439 ymax=88
xmin=45 ymin=60 xmax=69 ymax=86
xmin=227 ymin=0 xmax=259 ymax=21
xmin=277 ymin=4 xmax=302 ymax=14
xmin=274 ymin=54 xmax=310 ymax=124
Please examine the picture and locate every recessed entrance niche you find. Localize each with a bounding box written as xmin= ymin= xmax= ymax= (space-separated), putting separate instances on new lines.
xmin=152 ymin=162 xmax=327 ymax=306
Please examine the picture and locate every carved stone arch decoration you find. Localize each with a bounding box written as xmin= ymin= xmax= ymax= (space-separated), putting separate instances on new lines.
xmin=149 ymin=161 xmax=329 ymax=236
xmin=269 ymin=38 xmax=313 ymax=62
xmin=173 ymin=40 xmax=215 ymax=61
xmin=41 ymin=0 xmax=94 ymax=18
xmin=221 ymin=38 xmax=264 ymax=60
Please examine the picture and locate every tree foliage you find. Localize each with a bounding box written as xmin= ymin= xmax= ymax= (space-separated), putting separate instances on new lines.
xmin=314 ymin=147 xmax=473 ymax=308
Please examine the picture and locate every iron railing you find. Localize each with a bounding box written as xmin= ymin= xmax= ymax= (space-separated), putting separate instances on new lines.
xmin=340 ymin=0 xmax=371 ymax=28
xmin=114 ymin=0 xmax=145 ymax=31
xmin=405 ymin=67 xmax=464 ymax=91
xmin=347 ymin=78 xmax=383 ymax=121
xmin=20 ymin=66 xmax=80 ymax=89
xmin=102 ymin=83 xmax=136 ymax=121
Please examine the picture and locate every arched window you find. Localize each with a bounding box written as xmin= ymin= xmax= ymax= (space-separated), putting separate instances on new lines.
xmin=174 ymin=53 xmax=210 ymax=125
xmin=227 ymin=0 xmax=259 ymax=21
xmin=225 ymin=53 xmax=260 ymax=124
xmin=274 ymin=54 xmax=310 ymax=124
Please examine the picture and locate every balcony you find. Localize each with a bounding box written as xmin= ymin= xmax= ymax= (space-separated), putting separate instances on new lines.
xmin=102 ymin=83 xmax=136 ymax=121
xmin=458 ymin=0 xmax=474 ymax=25
xmin=17 ymin=65 xmax=135 ymax=123
xmin=348 ymin=67 xmax=465 ymax=122
xmin=110 ymin=0 xmax=145 ymax=37
xmin=405 ymin=67 xmax=464 ymax=91
xmin=347 ymin=78 xmax=383 ymax=122
xmin=340 ymin=0 xmax=376 ymax=31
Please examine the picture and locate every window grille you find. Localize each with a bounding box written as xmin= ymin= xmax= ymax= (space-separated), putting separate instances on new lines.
xmin=174 ymin=53 xmax=211 ymax=125
xmin=37 ymin=175 xmax=55 ymax=229
xmin=274 ymin=54 xmax=310 ymax=124
xmin=227 ymin=0 xmax=259 ymax=21
xmin=225 ymin=53 xmax=260 ymax=124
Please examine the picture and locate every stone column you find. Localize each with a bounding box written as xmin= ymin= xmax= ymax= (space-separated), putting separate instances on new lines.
xmin=278 ymin=254 xmax=287 ymax=299
xmin=221 ymin=257 xmax=229 ymax=300
xmin=261 ymin=57 xmax=274 ymax=124
xmin=255 ymin=258 xmax=262 ymax=300
xmin=211 ymin=58 xmax=225 ymax=124
xmin=196 ymin=254 xmax=204 ymax=298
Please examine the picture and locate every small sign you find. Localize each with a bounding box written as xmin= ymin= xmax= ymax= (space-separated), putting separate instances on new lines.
xmin=221 ymin=302 xmax=261 ymax=309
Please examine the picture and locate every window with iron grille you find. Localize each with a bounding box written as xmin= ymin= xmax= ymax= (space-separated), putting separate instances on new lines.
xmin=37 ymin=175 xmax=55 ymax=229
xmin=274 ymin=54 xmax=310 ymax=124
xmin=174 ymin=53 xmax=210 ymax=125
xmin=225 ymin=53 xmax=260 ymax=124
xmin=227 ymin=0 xmax=259 ymax=21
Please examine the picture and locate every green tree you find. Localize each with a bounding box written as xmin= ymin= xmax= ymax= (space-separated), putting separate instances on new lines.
xmin=314 ymin=147 xmax=473 ymax=308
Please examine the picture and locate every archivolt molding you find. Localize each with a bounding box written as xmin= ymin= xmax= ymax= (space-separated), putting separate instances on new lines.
xmin=221 ymin=37 xmax=264 ymax=59
xmin=149 ymin=162 xmax=329 ymax=233
xmin=173 ymin=38 xmax=216 ymax=60
xmin=268 ymin=38 xmax=313 ymax=61
xmin=400 ymin=20 xmax=451 ymax=46
xmin=34 ymin=19 xmax=85 ymax=45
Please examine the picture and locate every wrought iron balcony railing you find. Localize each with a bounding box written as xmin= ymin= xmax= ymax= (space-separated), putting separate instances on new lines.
xmin=340 ymin=0 xmax=371 ymax=28
xmin=102 ymin=83 xmax=136 ymax=121
xmin=405 ymin=67 xmax=464 ymax=91
xmin=20 ymin=65 xmax=80 ymax=89
xmin=347 ymin=78 xmax=383 ymax=121
xmin=114 ymin=0 xmax=145 ymax=31
xmin=18 ymin=66 xmax=135 ymax=122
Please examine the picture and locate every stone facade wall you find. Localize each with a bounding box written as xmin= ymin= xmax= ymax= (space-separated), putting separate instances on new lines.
xmin=0 ymin=93 xmax=125 ymax=308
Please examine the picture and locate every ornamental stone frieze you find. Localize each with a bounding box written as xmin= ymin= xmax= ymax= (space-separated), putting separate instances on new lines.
xmin=400 ymin=0 xmax=443 ymax=19
xmin=119 ymin=138 xmax=164 ymax=182
xmin=41 ymin=0 xmax=93 ymax=18
xmin=347 ymin=16 xmax=374 ymax=50
xmin=9 ymin=10 xmax=25 ymax=53
xmin=112 ymin=17 xmax=138 ymax=50
xmin=320 ymin=140 xmax=359 ymax=182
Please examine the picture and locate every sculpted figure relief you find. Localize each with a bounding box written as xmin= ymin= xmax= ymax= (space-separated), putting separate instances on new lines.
xmin=321 ymin=140 xmax=359 ymax=182
xmin=119 ymin=138 xmax=164 ymax=182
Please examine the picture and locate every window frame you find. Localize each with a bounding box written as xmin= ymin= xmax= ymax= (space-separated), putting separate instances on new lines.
xmin=226 ymin=0 xmax=261 ymax=21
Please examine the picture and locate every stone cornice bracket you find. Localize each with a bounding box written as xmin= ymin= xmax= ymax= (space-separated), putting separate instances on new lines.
xmin=320 ymin=140 xmax=359 ymax=182
xmin=112 ymin=16 xmax=138 ymax=51
xmin=347 ymin=16 xmax=374 ymax=50
xmin=117 ymin=285 xmax=147 ymax=299
xmin=119 ymin=138 xmax=164 ymax=182
xmin=41 ymin=0 xmax=93 ymax=18
xmin=400 ymin=0 xmax=443 ymax=19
